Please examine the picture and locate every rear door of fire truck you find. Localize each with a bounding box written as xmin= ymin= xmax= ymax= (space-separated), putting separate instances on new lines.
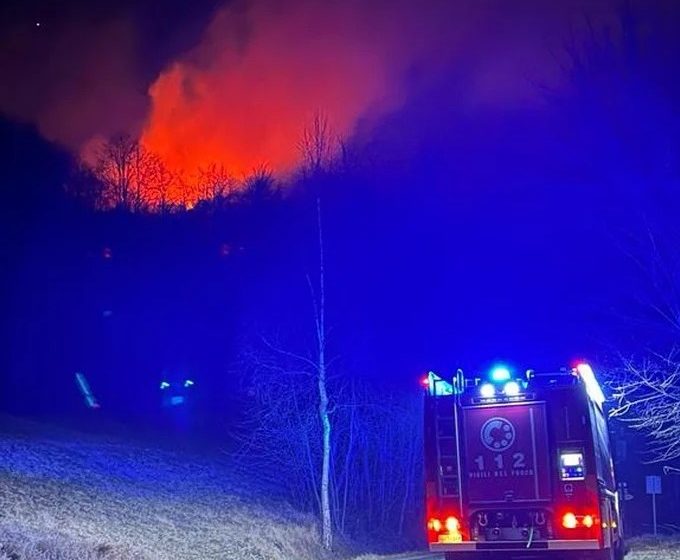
xmin=462 ymin=398 xmax=553 ymax=539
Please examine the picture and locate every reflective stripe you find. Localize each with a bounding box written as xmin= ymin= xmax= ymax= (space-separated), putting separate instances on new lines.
xmin=431 ymin=539 xmax=601 ymax=552
xmin=430 ymin=542 xmax=477 ymax=552
xmin=548 ymin=540 xmax=600 ymax=550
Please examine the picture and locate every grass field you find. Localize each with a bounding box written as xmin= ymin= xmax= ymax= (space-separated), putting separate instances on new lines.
xmin=0 ymin=416 xmax=323 ymax=560
xmin=626 ymin=536 xmax=680 ymax=560
xmin=1 ymin=416 xmax=678 ymax=560
xmin=354 ymin=538 xmax=680 ymax=560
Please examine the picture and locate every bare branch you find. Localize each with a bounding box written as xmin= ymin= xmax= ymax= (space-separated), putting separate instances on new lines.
xmin=607 ymin=350 xmax=680 ymax=462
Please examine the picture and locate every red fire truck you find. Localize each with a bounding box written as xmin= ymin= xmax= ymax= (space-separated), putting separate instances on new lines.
xmin=423 ymin=363 xmax=625 ymax=559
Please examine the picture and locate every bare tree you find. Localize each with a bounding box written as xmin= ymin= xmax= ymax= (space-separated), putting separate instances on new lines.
xmin=238 ymin=337 xmax=324 ymax=510
xmin=237 ymin=117 xmax=425 ymax=547
xmin=197 ymin=163 xmax=237 ymax=204
xmin=621 ymin=227 xmax=680 ymax=337
xmin=605 ymin=223 xmax=680 ymax=463
xmin=309 ymin=196 xmax=332 ymax=549
xmin=64 ymin=163 xmax=107 ymax=210
xmin=241 ymin=164 xmax=278 ymax=204
xmin=298 ymin=112 xmax=335 ymax=177
xmin=328 ymin=382 xmax=423 ymax=540
xmin=92 ymin=135 xmax=157 ymax=212
xmin=145 ymin=153 xmax=176 ymax=214
xmin=240 ymin=338 xmax=424 ymax=545
xmin=239 ymin=196 xmax=334 ymax=549
xmin=608 ymin=352 xmax=680 ymax=463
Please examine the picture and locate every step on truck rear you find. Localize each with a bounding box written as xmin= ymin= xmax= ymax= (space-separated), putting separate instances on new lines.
xmin=423 ymin=363 xmax=625 ymax=560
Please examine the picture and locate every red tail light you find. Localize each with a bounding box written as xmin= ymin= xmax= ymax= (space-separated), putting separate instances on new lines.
xmin=444 ymin=516 xmax=463 ymax=542
xmin=427 ymin=518 xmax=442 ymax=532
xmin=562 ymin=512 xmax=578 ymax=529
xmin=445 ymin=516 xmax=460 ymax=532
xmin=427 ymin=515 xmax=463 ymax=543
xmin=561 ymin=512 xmax=597 ymax=530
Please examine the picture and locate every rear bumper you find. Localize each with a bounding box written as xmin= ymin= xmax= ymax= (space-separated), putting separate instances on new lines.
xmin=431 ymin=539 xmax=600 ymax=553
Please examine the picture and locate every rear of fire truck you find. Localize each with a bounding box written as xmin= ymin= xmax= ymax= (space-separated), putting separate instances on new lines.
xmin=423 ymin=364 xmax=626 ymax=560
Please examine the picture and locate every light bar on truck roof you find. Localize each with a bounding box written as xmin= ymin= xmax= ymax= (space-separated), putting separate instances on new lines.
xmin=424 ymin=371 xmax=454 ymax=396
xmin=575 ymin=363 xmax=605 ymax=405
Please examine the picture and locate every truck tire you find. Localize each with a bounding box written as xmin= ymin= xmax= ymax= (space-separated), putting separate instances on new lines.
xmin=615 ymin=540 xmax=627 ymax=560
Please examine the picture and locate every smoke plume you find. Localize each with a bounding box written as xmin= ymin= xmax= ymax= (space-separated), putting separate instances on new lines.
xmin=140 ymin=0 xmax=440 ymax=180
xmin=140 ymin=0 xmax=617 ymax=181
xmin=1 ymin=0 xmax=619 ymax=204
xmin=0 ymin=18 xmax=148 ymax=152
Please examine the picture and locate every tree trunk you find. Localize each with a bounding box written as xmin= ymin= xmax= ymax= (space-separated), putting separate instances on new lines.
xmin=315 ymin=196 xmax=333 ymax=550
xmin=319 ymin=356 xmax=332 ymax=549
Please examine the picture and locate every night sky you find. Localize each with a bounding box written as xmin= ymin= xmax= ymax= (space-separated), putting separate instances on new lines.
xmin=1 ymin=0 xmax=680 ymax=411
xmin=2 ymin=0 xmax=619 ymax=174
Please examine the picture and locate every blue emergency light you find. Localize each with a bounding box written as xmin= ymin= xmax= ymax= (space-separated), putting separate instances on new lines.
xmin=479 ymin=365 xmax=525 ymax=398
xmin=490 ymin=366 xmax=511 ymax=382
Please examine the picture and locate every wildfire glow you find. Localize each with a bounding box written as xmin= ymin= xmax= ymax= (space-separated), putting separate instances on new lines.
xmin=138 ymin=0 xmax=417 ymax=204
xmin=0 ymin=0 xmax=618 ymax=210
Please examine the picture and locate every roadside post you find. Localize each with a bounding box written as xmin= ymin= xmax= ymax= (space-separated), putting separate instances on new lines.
xmin=645 ymin=475 xmax=662 ymax=536
xmin=617 ymin=482 xmax=633 ymax=530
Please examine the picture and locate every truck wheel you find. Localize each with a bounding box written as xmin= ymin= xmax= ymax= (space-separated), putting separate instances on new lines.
xmin=615 ymin=540 xmax=627 ymax=560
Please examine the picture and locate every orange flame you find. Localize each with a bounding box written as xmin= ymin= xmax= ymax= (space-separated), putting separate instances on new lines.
xmin=138 ymin=0 xmax=418 ymax=204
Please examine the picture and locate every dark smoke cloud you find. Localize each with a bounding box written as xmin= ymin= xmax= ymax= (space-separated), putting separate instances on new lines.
xmin=0 ymin=0 xmax=618 ymax=176
xmin=140 ymin=0 xmax=619 ymax=181
xmin=0 ymin=16 xmax=148 ymax=150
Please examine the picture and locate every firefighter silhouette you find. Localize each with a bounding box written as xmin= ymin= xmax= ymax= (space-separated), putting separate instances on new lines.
xmin=159 ymin=373 xmax=196 ymax=434
xmin=160 ymin=377 xmax=194 ymax=408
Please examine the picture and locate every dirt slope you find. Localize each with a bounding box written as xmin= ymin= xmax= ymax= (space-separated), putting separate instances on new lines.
xmin=0 ymin=416 xmax=323 ymax=560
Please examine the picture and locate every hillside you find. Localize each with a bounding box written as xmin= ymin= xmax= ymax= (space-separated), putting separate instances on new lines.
xmin=2 ymin=417 xmax=679 ymax=560
xmin=0 ymin=416 xmax=323 ymax=560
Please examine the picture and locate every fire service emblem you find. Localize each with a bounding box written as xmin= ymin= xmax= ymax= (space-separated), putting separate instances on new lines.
xmin=480 ymin=417 xmax=516 ymax=451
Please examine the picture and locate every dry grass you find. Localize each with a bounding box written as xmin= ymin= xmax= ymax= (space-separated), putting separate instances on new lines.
xmin=627 ymin=536 xmax=680 ymax=560
xmin=0 ymin=417 xmax=324 ymax=560
xmin=0 ymin=523 xmax=143 ymax=560
xmin=351 ymin=537 xmax=680 ymax=560
xmin=3 ymin=417 xmax=678 ymax=560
